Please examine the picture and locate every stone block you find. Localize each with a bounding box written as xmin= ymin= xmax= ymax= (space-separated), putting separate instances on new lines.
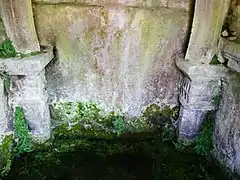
xmin=10 ymin=71 xmax=48 ymax=102
xmin=0 ymin=50 xmax=53 ymax=76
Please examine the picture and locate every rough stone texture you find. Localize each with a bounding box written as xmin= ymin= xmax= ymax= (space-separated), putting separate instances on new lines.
xmin=34 ymin=5 xmax=189 ymax=116
xmin=0 ymin=50 xmax=53 ymax=76
xmin=32 ymin=0 xmax=190 ymax=11
xmin=0 ymin=18 xmax=5 ymax=44
xmin=185 ymin=0 xmax=231 ymax=63
xmin=176 ymin=59 xmax=229 ymax=139
xmin=0 ymin=0 xmax=40 ymax=53
xmin=214 ymin=72 xmax=240 ymax=174
xmin=0 ymin=78 xmax=9 ymax=140
xmin=219 ymin=38 xmax=240 ymax=73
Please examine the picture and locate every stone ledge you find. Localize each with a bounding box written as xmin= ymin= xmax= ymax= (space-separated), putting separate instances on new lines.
xmin=0 ymin=49 xmax=53 ymax=76
xmin=32 ymin=0 xmax=189 ymax=10
xmin=176 ymin=59 xmax=229 ymax=80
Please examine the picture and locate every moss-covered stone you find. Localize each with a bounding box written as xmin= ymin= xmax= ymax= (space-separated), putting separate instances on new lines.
xmin=0 ymin=135 xmax=14 ymax=176
xmin=50 ymin=102 xmax=179 ymax=141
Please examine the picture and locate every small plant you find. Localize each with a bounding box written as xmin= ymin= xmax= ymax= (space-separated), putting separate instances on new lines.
xmin=212 ymin=94 xmax=222 ymax=106
xmin=112 ymin=116 xmax=127 ymax=136
xmin=0 ymin=39 xmax=17 ymax=58
xmin=193 ymin=113 xmax=214 ymax=156
xmin=13 ymin=107 xmax=33 ymax=157
xmin=209 ymin=54 xmax=221 ymax=65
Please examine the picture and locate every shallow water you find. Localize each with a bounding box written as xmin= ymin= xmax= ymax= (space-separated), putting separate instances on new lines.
xmin=3 ymin=137 xmax=230 ymax=180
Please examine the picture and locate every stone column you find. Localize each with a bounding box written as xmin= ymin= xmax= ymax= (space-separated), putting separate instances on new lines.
xmin=0 ymin=0 xmax=40 ymax=53
xmin=185 ymin=0 xmax=231 ymax=63
xmin=176 ymin=59 xmax=229 ymax=139
xmin=0 ymin=49 xmax=53 ymax=143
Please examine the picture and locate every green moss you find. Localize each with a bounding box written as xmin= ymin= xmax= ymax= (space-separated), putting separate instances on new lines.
xmin=193 ymin=112 xmax=214 ymax=156
xmin=51 ymin=102 xmax=178 ymax=143
xmin=209 ymin=54 xmax=221 ymax=65
xmin=0 ymin=39 xmax=17 ymax=58
xmin=13 ymin=107 xmax=33 ymax=157
xmin=0 ymin=135 xmax=13 ymax=176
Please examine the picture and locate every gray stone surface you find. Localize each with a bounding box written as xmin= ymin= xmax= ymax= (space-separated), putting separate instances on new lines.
xmin=176 ymin=59 xmax=229 ymax=139
xmin=218 ymin=38 xmax=240 ymax=73
xmin=178 ymin=106 xmax=208 ymax=139
xmin=0 ymin=0 xmax=40 ymax=53
xmin=228 ymin=59 xmax=240 ymax=73
xmin=0 ymin=78 xmax=9 ymax=141
xmin=0 ymin=50 xmax=53 ymax=76
xmin=213 ymin=72 xmax=240 ymax=174
xmin=34 ymin=5 xmax=189 ymax=117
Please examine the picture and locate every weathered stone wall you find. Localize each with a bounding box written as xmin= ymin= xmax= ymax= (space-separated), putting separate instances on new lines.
xmin=32 ymin=1 xmax=190 ymax=116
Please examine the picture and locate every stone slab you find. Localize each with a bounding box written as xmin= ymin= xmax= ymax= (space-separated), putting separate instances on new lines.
xmin=10 ymin=71 xmax=48 ymax=102
xmin=176 ymin=59 xmax=229 ymax=80
xmin=0 ymin=50 xmax=53 ymax=76
xmin=34 ymin=5 xmax=189 ymax=116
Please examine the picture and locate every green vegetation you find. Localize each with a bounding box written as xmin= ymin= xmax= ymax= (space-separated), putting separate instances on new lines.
xmin=171 ymin=112 xmax=214 ymax=156
xmin=193 ymin=113 xmax=214 ymax=156
xmin=0 ymin=102 xmax=218 ymax=178
xmin=0 ymin=39 xmax=41 ymax=59
xmin=0 ymin=135 xmax=13 ymax=176
xmin=0 ymin=39 xmax=17 ymax=58
xmin=13 ymin=107 xmax=33 ymax=157
xmin=209 ymin=54 xmax=221 ymax=65
xmin=212 ymin=94 xmax=222 ymax=106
